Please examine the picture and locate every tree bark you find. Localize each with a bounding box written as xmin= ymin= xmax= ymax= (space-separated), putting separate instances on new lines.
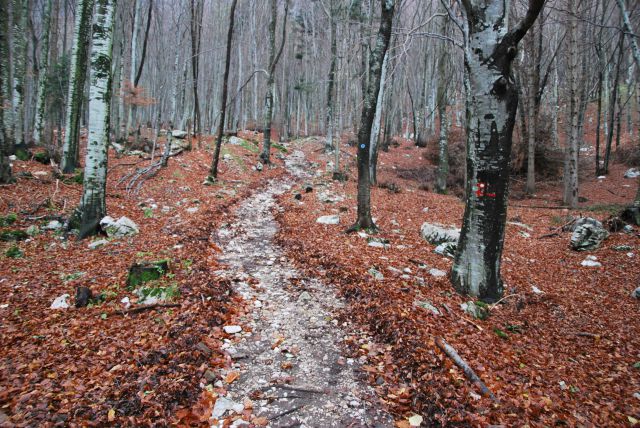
xmin=260 ymin=0 xmax=289 ymax=165
xmin=74 ymin=0 xmax=116 ymax=238
xmin=33 ymin=0 xmax=53 ymax=145
xmin=563 ymin=0 xmax=579 ymax=208
xmin=208 ymin=0 xmax=238 ymax=182
xmin=324 ymin=0 xmax=337 ymax=154
xmin=0 ymin=0 xmax=13 ymax=183
xmin=368 ymin=50 xmax=389 ymax=186
xmin=61 ymin=0 xmax=94 ymax=173
xmin=348 ymin=0 xmax=395 ymax=232
xmin=615 ymin=0 xmax=640 ymax=206
xmin=451 ymin=0 xmax=545 ymax=301
xmin=435 ymin=14 xmax=450 ymax=194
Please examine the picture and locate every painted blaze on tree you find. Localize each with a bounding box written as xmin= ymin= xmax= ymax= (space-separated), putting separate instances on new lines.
xmin=451 ymin=0 xmax=545 ymax=301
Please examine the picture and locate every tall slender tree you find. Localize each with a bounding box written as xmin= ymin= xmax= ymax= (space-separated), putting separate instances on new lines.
xmin=33 ymin=0 xmax=53 ymax=145
xmin=73 ymin=0 xmax=117 ymax=238
xmin=207 ymin=0 xmax=238 ymax=183
xmin=348 ymin=0 xmax=395 ymax=232
xmin=260 ymin=0 xmax=289 ymax=165
xmin=0 ymin=0 xmax=13 ymax=183
xmin=450 ymin=0 xmax=545 ymax=301
xmin=60 ymin=0 xmax=95 ymax=173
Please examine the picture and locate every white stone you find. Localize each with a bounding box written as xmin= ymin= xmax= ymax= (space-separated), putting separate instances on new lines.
xmin=186 ymin=207 xmax=199 ymax=214
xmin=120 ymin=297 xmax=131 ymax=309
xmin=172 ymin=129 xmax=188 ymax=139
xmin=624 ymin=168 xmax=640 ymax=179
xmin=580 ymin=256 xmax=602 ymax=267
xmin=420 ymin=222 xmax=460 ymax=245
xmin=316 ymin=215 xmax=340 ymax=225
xmin=531 ymin=285 xmax=544 ymax=294
xmin=228 ymin=136 xmax=245 ymax=145
xmin=429 ymin=268 xmax=446 ymax=277
xmin=368 ymin=241 xmax=386 ymax=248
xmin=88 ymin=239 xmax=108 ymax=249
xmin=43 ymin=220 xmax=63 ymax=230
xmin=632 ymin=287 xmax=640 ymax=299
xmin=100 ymin=216 xmax=139 ymax=237
xmin=212 ymin=397 xmax=243 ymax=419
xmin=50 ymin=294 xmax=70 ymax=309
xmin=223 ymin=325 xmax=242 ymax=334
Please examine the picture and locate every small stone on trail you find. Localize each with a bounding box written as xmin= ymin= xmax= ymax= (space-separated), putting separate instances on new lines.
xmin=429 ymin=268 xmax=446 ymax=277
xmin=224 ymin=325 xmax=242 ymax=334
xmin=531 ymin=285 xmax=544 ymax=294
xmin=298 ymin=291 xmax=312 ymax=302
xmin=88 ymin=239 xmax=108 ymax=249
xmin=624 ymin=168 xmax=640 ymax=178
xmin=255 ymin=162 xmax=264 ymax=172
xmin=51 ymin=294 xmax=70 ymax=309
xmin=580 ymin=255 xmax=602 ymax=267
xmin=316 ymin=215 xmax=340 ymax=225
xmin=632 ymin=287 xmax=640 ymax=299
xmin=368 ymin=267 xmax=384 ymax=281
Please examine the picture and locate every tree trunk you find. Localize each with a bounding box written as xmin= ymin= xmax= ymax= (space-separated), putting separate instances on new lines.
xmin=190 ymin=0 xmax=203 ymax=139
xmin=563 ymin=0 xmax=579 ymax=208
xmin=61 ymin=0 xmax=94 ymax=173
xmin=435 ymin=14 xmax=450 ymax=194
xmin=603 ymin=31 xmax=624 ymax=174
xmin=74 ymin=0 xmax=116 ymax=238
xmin=615 ymin=0 xmax=640 ymax=206
xmin=451 ymin=0 xmax=545 ymax=301
xmin=208 ymin=0 xmax=238 ymax=182
xmin=324 ymin=0 xmax=337 ymax=153
xmin=0 ymin=0 xmax=13 ymax=183
xmin=348 ymin=0 xmax=395 ymax=232
xmin=368 ymin=50 xmax=389 ymax=185
xmin=33 ymin=0 xmax=53 ymax=145
xmin=260 ymin=0 xmax=289 ymax=165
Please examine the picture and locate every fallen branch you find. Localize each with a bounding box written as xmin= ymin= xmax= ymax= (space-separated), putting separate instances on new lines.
xmin=436 ymin=337 xmax=497 ymax=401
xmin=489 ymin=293 xmax=521 ymax=310
xmin=114 ymin=303 xmax=181 ymax=316
xmin=273 ymin=385 xmax=326 ymax=395
xmin=268 ymin=405 xmax=305 ymax=421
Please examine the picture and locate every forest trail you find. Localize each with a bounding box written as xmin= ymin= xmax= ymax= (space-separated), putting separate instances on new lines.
xmin=212 ymin=147 xmax=392 ymax=427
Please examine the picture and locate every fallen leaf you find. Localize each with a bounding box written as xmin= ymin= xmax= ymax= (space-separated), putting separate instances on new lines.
xmin=225 ymin=371 xmax=240 ymax=384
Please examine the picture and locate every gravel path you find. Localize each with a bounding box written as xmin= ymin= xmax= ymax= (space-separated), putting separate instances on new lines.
xmin=212 ymin=149 xmax=392 ymax=427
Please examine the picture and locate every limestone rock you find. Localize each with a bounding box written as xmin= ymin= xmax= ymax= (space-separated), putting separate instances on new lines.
xmin=316 ymin=215 xmax=340 ymax=225
xmin=632 ymin=287 xmax=640 ymax=299
xmin=434 ymin=241 xmax=457 ymax=258
xmin=88 ymin=239 xmax=108 ymax=249
xmin=100 ymin=216 xmax=139 ymax=237
xmin=570 ymin=219 xmax=608 ymax=251
xmin=461 ymin=301 xmax=489 ymax=320
xmin=624 ymin=168 xmax=640 ymax=178
xmin=51 ymin=294 xmax=70 ymax=309
xmin=223 ymin=325 xmax=242 ymax=334
xmin=580 ymin=255 xmax=602 ymax=267
xmin=420 ymin=222 xmax=460 ymax=245
xmin=171 ymin=129 xmax=188 ymax=139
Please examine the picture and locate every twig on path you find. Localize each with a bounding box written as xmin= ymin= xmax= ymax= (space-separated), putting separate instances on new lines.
xmin=113 ymin=303 xmax=181 ymax=316
xmin=268 ymin=405 xmax=305 ymax=421
xmin=435 ymin=337 xmax=498 ymax=402
xmin=271 ymin=385 xmax=327 ymax=395
xmin=489 ymin=294 xmax=521 ymax=310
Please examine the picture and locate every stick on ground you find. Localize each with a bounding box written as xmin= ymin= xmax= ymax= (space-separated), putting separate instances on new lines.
xmin=436 ymin=337 xmax=498 ymax=401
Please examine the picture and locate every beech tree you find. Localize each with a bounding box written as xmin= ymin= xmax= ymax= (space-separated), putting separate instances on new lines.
xmin=73 ymin=0 xmax=117 ymax=238
xmin=260 ymin=0 xmax=289 ymax=165
xmin=450 ymin=0 xmax=545 ymax=301
xmin=0 ymin=0 xmax=12 ymax=183
xmin=208 ymin=0 xmax=238 ymax=182
xmin=349 ymin=0 xmax=395 ymax=232
xmin=61 ymin=0 xmax=95 ymax=173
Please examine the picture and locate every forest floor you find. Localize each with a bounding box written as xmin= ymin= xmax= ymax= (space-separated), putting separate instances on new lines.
xmin=0 ymin=130 xmax=638 ymax=427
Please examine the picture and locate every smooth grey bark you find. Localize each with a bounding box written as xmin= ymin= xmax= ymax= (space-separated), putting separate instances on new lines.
xmin=435 ymin=14 xmax=450 ymax=194
xmin=616 ymin=0 xmax=640 ymax=207
xmin=0 ymin=0 xmax=13 ymax=183
xmin=61 ymin=0 xmax=94 ymax=173
xmin=74 ymin=0 xmax=116 ymax=238
xmin=190 ymin=0 xmax=203 ymax=138
xmin=563 ymin=0 xmax=579 ymax=208
xmin=603 ymin=31 xmax=624 ymax=174
xmin=260 ymin=0 xmax=289 ymax=165
xmin=451 ymin=0 xmax=545 ymax=301
xmin=324 ymin=0 xmax=337 ymax=154
xmin=208 ymin=0 xmax=238 ymax=182
xmin=368 ymin=50 xmax=388 ymax=185
xmin=348 ymin=0 xmax=395 ymax=232
xmin=33 ymin=0 xmax=53 ymax=145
